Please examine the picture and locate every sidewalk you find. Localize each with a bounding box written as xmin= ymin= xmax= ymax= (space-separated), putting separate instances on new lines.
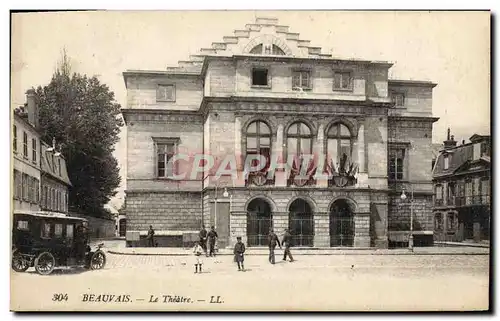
xmin=434 ymin=241 xmax=490 ymax=248
xmin=106 ymin=245 xmax=490 ymax=256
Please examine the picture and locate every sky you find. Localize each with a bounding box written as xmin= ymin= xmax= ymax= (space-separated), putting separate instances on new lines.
xmin=10 ymin=10 xmax=491 ymax=209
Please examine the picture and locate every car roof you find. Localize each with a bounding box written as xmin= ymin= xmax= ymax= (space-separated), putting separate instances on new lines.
xmin=13 ymin=211 xmax=88 ymax=222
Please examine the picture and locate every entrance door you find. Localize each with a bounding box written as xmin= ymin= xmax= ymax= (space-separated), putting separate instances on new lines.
xmin=210 ymin=202 xmax=230 ymax=248
xmin=119 ymin=219 xmax=126 ymax=237
xmin=330 ymin=199 xmax=354 ymax=247
xmin=288 ymin=199 xmax=314 ymax=247
xmin=247 ymin=198 xmax=272 ymax=246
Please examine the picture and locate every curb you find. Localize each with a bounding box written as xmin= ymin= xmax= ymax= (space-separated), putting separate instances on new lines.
xmin=107 ymin=250 xmax=489 ymax=256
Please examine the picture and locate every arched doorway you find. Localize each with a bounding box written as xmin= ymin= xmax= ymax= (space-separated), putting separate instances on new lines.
xmin=119 ymin=219 xmax=126 ymax=237
xmin=329 ymin=199 xmax=354 ymax=247
xmin=288 ymin=199 xmax=314 ymax=247
xmin=247 ymin=198 xmax=273 ymax=246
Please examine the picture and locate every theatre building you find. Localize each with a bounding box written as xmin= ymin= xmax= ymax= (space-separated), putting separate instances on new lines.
xmin=122 ymin=17 xmax=438 ymax=248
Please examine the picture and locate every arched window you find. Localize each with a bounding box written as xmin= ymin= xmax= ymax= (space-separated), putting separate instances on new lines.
xmin=287 ymin=122 xmax=313 ymax=162
xmin=249 ymin=43 xmax=286 ymax=55
xmin=327 ymin=123 xmax=352 ymax=163
xmin=246 ymin=120 xmax=271 ymax=173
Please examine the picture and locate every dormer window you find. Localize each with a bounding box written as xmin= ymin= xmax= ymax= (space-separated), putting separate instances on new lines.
xmin=444 ymin=154 xmax=450 ymax=170
xmin=249 ymin=43 xmax=285 ymax=56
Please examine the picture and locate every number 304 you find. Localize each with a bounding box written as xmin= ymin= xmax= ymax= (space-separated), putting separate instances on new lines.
xmin=52 ymin=293 xmax=69 ymax=301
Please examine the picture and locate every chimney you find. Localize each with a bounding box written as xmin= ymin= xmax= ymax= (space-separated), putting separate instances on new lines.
xmin=443 ymin=128 xmax=457 ymax=150
xmin=26 ymin=89 xmax=39 ymax=129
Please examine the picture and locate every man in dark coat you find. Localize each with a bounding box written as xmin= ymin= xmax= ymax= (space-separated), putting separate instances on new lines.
xmin=199 ymin=226 xmax=208 ymax=255
xmin=147 ymin=225 xmax=155 ymax=247
xmin=233 ymin=236 xmax=246 ymax=271
xmin=207 ymin=226 xmax=218 ymax=257
xmin=282 ymin=229 xmax=294 ymax=262
xmin=268 ymin=228 xmax=281 ymax=264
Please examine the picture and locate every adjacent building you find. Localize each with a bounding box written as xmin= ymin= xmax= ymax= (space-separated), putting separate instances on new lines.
xmin=12 ymin=89 xmax=71 ymax=215
xmin=13 ymin=90 xmax=41 ymax=212
xmin=432 ymin=130 xmax=491 ymax=243
xmin=122 ymin=17 xmax=438 ymax=248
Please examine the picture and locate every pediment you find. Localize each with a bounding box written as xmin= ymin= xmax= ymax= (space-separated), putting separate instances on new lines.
xmin=169 ymin=17 xmax=333 ymax=72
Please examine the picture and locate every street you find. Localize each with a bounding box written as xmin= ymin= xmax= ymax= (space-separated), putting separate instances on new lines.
xmin=10 ymin=252 xmax=489 ymax=311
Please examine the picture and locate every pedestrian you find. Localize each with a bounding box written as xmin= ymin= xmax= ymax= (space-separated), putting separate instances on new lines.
xmin=207 ymin=226 xmax=218 ymax=257
xmin=233 ymin=236 xmax=246 ymax=271
xmin=199 ymin=225 xmax=208 ymax=256
xmin=193 ymin=241 xmax=204 ymax=273
xmin=268 ymin=228 xmax=281 ymax=264
xmin=282 ymin=229 xmax=294 ymax=262
xmin=147 ymin=225 xmax=155 ymax=247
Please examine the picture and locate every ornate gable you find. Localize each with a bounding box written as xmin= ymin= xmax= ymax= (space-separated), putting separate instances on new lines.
xmin=169 ymin=17 xmax=333 ymax=73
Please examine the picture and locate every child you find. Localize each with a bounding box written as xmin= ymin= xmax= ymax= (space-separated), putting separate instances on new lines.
xmin=193 ymin=241 xmax=204 ymax=273
xmin=233 ymin=236 xmax=246 ymax=271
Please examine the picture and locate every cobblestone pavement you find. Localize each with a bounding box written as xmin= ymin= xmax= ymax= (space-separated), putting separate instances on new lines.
xmin=11 ymin=252 xmax=489 ymax=311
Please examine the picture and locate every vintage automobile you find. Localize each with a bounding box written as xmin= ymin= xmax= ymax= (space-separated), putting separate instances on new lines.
xmin=11 ymin=211 xmax=106 ymax=275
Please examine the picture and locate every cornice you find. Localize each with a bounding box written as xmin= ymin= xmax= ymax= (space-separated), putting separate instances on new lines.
xmin=121 ymin=108 xmax=203 ymax=125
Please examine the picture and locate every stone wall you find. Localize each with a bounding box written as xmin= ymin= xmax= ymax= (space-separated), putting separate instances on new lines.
xmin=126 ymin=191 xmax=202 ymax=233
xmin=69 ymin=212 xmax=116 ymax=239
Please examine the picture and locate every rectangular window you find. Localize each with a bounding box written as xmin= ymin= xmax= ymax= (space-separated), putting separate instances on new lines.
xmin=13 ymin=170 xmax=21 ymax=199
xmin=435 ymin=214 xmax=443 ymax=231
xmin=435 ymin=185 xmax=443 ymax=205
xmin=21 ymin=174 xmax=28 ymax=201
xmin=41 ymin=222 xmax=51 ymax=238
xmin=465 ymin=180 xmax=473 ymax=205
xmin=17 ymin=220 xmax=29 ymax=231
xmin=391 ymin=92 xmax=405 ymax=107
xmin=481 ymin=178 xmax=490 ymax=204
xmin=54 ymin=224 xmax=63 ymax=237
xmin=444 ymin=155 xmax=449 ymax=170
xmin=156 ymin=84 xmax=175 ymax=102
xmin=333 ymin=71 xmax=352 ymax=90
xmin=388 ymin=148 xmax=405 ymax=180
xmin=32 ymin=138 xmax=37 ymax=164
xmin=252 ymin=68 xmax=269 ymax=87
xmin=156 ymin=141 xmax=177 ymax=178
xmin=13 ymin=125 xmax=17 ymax=153
xmin=447 ymin=212 xmax=457 ymax=231
xmin=23 ymin=132 xmax=28 ymax=158
xmin=43 ymin=186 xmax=48 ymax=209
xmin=58 ymin=158 xmax=61 ymax=176
xmin=34 ymin=178 xmax=39 ymax=203
xmin=51 ymin=189 xmax=56 ymax=210
xmin=292 ymin=70 xmax=311 ymax=90
xmin=66 ymin=224 xmax=74 ymax=238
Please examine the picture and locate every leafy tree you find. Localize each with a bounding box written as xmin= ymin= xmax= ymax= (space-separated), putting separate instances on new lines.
xmin=35 ymin=50 xmax=123 ymax=217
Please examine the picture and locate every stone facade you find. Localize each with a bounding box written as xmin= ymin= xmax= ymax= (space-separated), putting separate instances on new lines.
xmin=122 ymin=17 xmax=438 ymax=248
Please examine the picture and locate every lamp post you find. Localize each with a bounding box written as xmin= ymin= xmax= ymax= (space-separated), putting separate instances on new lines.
xmin=400 ymin=185 xmax=414 ymax=251
xmin=214 ymin=185 xmax=229 ymax=230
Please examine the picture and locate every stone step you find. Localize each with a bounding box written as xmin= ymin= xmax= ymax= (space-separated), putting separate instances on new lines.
xmin=255 ymin=17 xmax=278 ymax=25
xmin=275 ymin=25 xmax=290 ymax=33
xmin=223 ymin=36 xmax=239 ymax=44
xmin=200 ymin=48 xmax=218 ymax=54
xmin=189 ymin=54 xmax=206 ymax=62
xmin=234 ymin=29 xmax=250 ymax=38
xmin=245 ymin=24 xmax=261 ymax=31
xmin=286 ymin=32 xmax=300 ymax=40
xmin=297 ymin=39 xmax=311 ymax=47
xmin=308 ymin=47 xmax=322 ymax=54
xmin=211 ymin=42 xmax=227 ymax=50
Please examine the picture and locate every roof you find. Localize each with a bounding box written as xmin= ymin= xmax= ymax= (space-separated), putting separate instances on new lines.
xmin=388 ymin=79 xmax=438 ymax=88
xmin=432 ymin=143 xmax=444 ymax=159
xmin=433 ymin=141 xmax=490 ymax=179
xmin=13 ymin=210 xmax=88 ymax=222
xmin=40 ymin=141 xmax=72 ymax=186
